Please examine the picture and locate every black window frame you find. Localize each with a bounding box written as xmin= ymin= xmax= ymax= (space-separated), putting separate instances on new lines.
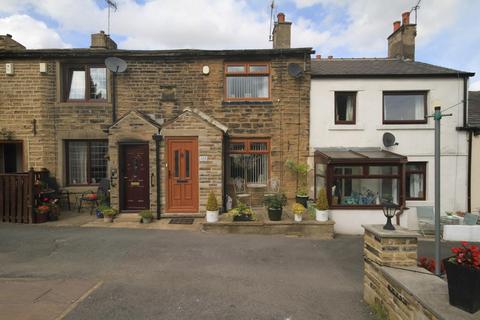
xmin=65 ymin=139 xmax=108 ymax=186
xmin=382 ymin=91 xmax=428 ymax=124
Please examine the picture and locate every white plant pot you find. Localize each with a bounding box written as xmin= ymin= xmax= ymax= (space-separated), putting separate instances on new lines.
xmin=104 ymin=216 xmax=113 ymax=223
xmin=315 ymin=209 xmax=329 ymax=222
xmin=294 ymin=214 xmax=303 ymax=222
xmin=206 ymin=210 xmax=219 ymax=223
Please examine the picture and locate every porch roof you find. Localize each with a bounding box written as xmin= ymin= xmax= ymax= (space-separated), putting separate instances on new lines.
xmin=314 ymin=147 xmax=407 ymax=164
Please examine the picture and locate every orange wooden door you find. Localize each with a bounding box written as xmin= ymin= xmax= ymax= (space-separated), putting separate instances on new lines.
xmin=166 ymin=137 xmax=199 ymax=213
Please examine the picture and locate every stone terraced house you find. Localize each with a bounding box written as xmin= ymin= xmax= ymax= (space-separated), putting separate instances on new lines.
xmin=0 ymin=14 xmax=312 ymax=217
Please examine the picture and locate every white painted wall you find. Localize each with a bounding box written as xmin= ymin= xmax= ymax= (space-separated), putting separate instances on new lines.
xmin=310 ymin=77 xmax=468 ymax=234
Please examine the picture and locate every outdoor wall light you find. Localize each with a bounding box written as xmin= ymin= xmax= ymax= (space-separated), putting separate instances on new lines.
xmin=382 ymin=201 xmax=399 ymax=230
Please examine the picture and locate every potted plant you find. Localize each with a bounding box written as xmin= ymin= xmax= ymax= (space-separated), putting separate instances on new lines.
xmin=139 ymin=210 xmax=154 ymax=224
xmin=285 ymin=160 xmax=309 ymax=207
xmin=102 ymin=207 xmax=117 ymax=223
xmin=263 ymin=193 xmax=287 ymax=221
xmin=292 ymin=203 xmax=305 ymax=222
xmin=444 ymin=242 xmax=480 ymax=313
xmin=315 ymin=188 xmax=329 ymax=222
xmin=35 ymin=205 xmax=50 ymax=223
xmin=229 ymin=202 xmax=255 ymax=222
xmin=206 ymin=191 xmax=220 ymax=223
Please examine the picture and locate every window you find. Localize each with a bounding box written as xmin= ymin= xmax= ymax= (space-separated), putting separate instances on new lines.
xmin=330 ymin=165 xmax=400 ymax=207
xmin=335 ymin=92 xmax=356 ymax=124
xmin=383 ymin=91 xmax=427 ymax=124
xmin=66 ymin=140 xmax=108 ymax=185
xmin=63 ymin=64 xmax=107 ymax=101
xmin=314 ymin=149 xmax=408 ymax=209
xmin=406 ymin=162 xmax=426 ymax=200
xmin=228 ymin=138 xmax=270 ymax=184
xmin=225 ymin=63 xmax=270 ymax=100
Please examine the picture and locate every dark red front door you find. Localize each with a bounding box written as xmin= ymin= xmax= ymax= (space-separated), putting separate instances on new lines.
xmin=166 ymin=137 xmax=198 ymax=213
xmin=121 ymin=144 xmax=149 ymax=211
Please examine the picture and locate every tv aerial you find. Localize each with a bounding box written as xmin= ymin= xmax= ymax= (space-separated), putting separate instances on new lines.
xmin=383 ymin=132 xmax=399 ymax=147
xmin=287 ymin=63 xmax=304 ymax=79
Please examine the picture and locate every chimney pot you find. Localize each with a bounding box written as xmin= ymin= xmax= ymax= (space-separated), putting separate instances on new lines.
xmin=277 ymin=12 xmax=285 ymax=23
xmin=100 ymin=30 xmax=105 ymax=34
xmin=316 ymin=54 xmax=321 ymax=59
xmin=402 ymin=12 xmax=410 ymax=25
xmin=328 ymin=55 xmax=333 ymax=59
xmin=393 ymin=21 xmax=401 ymax=32
xmin=6 ymin=34 xmax=12 ymax=38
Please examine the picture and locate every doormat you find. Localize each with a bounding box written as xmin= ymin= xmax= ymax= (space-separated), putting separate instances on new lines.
xmin=169 ymin=218 xmax=195 ymax=225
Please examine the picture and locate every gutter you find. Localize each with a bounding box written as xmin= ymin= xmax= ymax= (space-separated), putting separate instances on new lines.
xmin=152 ymin=133 xmax=162 ymax=219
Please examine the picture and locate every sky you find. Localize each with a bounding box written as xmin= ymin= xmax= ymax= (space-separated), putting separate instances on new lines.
xmin=0 ymin=0 xmax=479 ymax=89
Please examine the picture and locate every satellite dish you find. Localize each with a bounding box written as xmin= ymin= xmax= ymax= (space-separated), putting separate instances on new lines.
xmin=287 ymin=63 xmax=304 ymax=78
xmin=105 ymin=57 xmax=127 ymax=73
xmin=383 ymin=132 xmax=399 ymax=147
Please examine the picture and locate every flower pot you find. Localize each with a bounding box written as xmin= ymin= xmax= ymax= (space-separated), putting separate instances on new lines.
xmin=35 ymin=213 xmax=48 ymax=224
xmin=294 ymin=213 xmax=303 ymax=222
xmin=104 ymin=216 xmax=113 ymax=223
xmin=267 ymin=207 xmax=283 ymax=221
xmin=233 ymin=214 xmax=253 ymax=222
xmin=315 ymin=209 xmax=329 ymax=222
xmin=295 ymin=195 xmax=308 ymax=208
xmin=206 ymin=210 xmax=219 ymax=223
xmin=444 ymin=259 xmax=480 ymax=313
xmin=142 ymin=217 xmax=152 ymax=224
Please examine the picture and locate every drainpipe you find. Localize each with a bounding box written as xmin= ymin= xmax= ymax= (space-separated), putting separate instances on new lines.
xmin=222 ymin=133 xmax=228 ymax=212
xmin=153 ymin=133 xmax=162 ymax=219
xmin=468 ymin=131 xmax=472 ymax=212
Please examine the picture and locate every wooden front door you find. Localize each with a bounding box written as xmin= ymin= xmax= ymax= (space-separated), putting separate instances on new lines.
xmin=121 ymin=144 xmax=149 ymax=211
xmin=166 ymin=137 xmax=199 ymax=213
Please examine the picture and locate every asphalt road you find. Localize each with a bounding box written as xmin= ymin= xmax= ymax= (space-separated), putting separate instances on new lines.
xmin=0 ymin=224 xmax=378 ymax=320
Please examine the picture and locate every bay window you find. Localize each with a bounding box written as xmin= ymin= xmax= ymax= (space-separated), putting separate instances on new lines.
xmin=225 ymin=63 xmax=270 ymax=101
xmin=383 ymin=91 xmax=427 ymax=124
xmin=228 ymin=138 xmax=270 ymax=184
xmin=66 ymin=140 xmax=108 ymax=185
xmin=314 ymin=149 xmax=407 ymax=208
xmin=63 ymin=64 xmax=108 ymax=101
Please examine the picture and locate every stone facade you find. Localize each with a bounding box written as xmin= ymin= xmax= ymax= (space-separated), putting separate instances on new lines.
xmin=0 ymin=43 xmax=311 ymax=215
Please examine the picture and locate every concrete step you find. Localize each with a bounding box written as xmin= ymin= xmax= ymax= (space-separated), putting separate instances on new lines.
xmin=115 ymin=214 xmax=140 ymax=223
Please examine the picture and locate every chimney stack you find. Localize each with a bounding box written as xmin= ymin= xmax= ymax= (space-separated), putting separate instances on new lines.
xmin=387 ymin=12 xmax=416 ymax=60
xmin=90 ymin=31 xmax=117 ymax=50
xmin=272 ymin=12 xmax=291 ymax=49
xmin=0 ymin=34 xmax=26 ymax=50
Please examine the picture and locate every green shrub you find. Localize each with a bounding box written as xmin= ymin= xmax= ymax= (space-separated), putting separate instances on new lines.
xmin=101 ymin=207 xmax=117 ymax=217
xmin=285 ymin=160 xmax=309 ymax=196
xmin=263 ymin=193 xmax=287 ymax=209
xmin=315 ymin=188 xmax=329 ymax=210
xmin=139 ymin=210 xmax=154 ymax=219
xmin=292 ymin=203 xmax=305 ymax=215
xmin=206 ymin=191 xmax=219 ymax=211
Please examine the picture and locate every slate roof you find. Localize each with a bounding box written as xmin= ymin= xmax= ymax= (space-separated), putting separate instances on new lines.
xmin=311 ymin=58 xmax=474 ymax=78
xmin=468 ymin=91 xmax=480 ymax=128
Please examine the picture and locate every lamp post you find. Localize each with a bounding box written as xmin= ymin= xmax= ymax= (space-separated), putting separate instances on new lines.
xmin=382 ymin=201 xmax=399 ymax=230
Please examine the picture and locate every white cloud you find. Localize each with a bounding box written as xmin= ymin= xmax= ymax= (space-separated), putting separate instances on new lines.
xmin=0 ymin=14 xmax=70 ymax=48
xmin=470 ymin=80 xmax=480 ymax=91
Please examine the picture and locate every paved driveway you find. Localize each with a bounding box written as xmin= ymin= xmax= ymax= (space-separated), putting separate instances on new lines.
xmin=0 ymin=224 xmax=373 ymax=320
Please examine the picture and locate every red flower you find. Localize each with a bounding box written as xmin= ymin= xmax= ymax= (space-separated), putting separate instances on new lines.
xmin=449 ymin=242 xmax=480 ymax=269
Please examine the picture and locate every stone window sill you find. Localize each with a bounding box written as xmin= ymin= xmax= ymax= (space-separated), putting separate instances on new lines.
xmin=222 ymin=100 xmax=273 ymax=106
xmin=377 ymin=125 xmax=434 ymax=131
xmin=328 ymin=124 xmax=365 ymax=131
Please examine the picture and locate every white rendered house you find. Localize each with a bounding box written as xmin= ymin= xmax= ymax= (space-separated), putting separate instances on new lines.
xmin=309 ymin=12 xmax=475 ymax=234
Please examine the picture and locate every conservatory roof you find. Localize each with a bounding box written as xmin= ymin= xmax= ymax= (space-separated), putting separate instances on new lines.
xmin=314 ymin=148 xmax=407 ymax=164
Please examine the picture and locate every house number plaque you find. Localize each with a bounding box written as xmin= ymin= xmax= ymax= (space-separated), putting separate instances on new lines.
xmin=199 ymin=156 xmax=208 ymax=161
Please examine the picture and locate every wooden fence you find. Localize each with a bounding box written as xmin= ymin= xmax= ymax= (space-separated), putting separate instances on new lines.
xmin=0 ymin=169 xmax=48 ymax=224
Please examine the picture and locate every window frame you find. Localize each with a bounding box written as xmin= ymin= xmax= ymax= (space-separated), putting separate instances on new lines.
xmin=334 ymin=91 xmax=357 ymax=124
xmin=65 ymin=139 xmax=108 ymax=186
xmin=62 ymin=64 xmax=108 ymax=102
xmin=382 ymin=91 xmax=428 ymax=124
xmin=405 ymin=162 xmax=427 ymax=201
xmin=224 ymin=62 xmax=271 ymax=102
xmin=227 ymin=138 xmax=271 ymax=184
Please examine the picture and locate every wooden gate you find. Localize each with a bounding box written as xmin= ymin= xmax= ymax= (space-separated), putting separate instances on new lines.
xmin=0 ymin=169 xmax=46 ymax=224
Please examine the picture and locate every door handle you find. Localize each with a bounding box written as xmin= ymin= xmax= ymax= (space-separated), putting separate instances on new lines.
xmin=151 ymin=173 xmax=155 ymax=187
